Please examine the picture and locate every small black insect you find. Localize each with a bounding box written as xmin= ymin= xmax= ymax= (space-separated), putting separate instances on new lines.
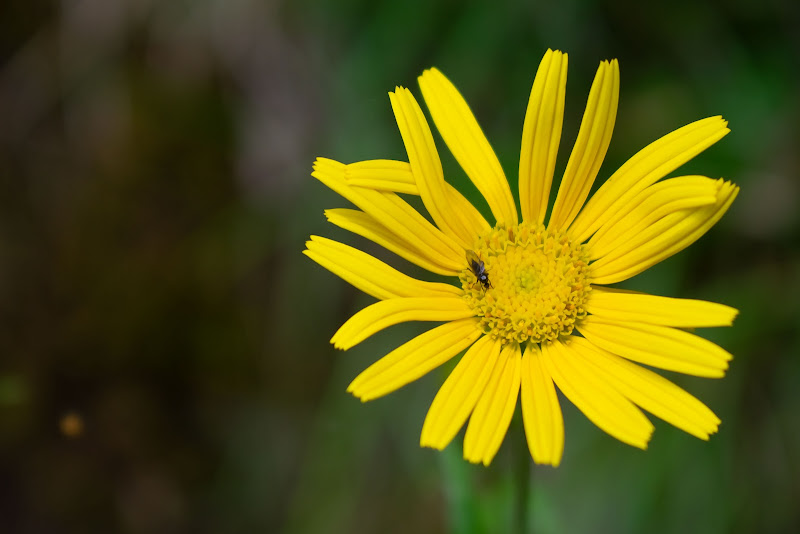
xmin=466 ymin=250 xmax=492 ymax=290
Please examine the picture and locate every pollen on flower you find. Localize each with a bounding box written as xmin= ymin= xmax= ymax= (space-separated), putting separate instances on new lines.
xmin=460 ymin=222 xmax=592 ymax=345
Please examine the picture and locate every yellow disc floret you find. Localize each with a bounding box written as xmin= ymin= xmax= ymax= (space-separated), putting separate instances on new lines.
xmin=460 ymin=222 xmax=592 ymax=345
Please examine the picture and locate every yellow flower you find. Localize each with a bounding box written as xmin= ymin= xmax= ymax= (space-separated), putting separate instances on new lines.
xmin=304 ymin=49 xmax=738 ymax=467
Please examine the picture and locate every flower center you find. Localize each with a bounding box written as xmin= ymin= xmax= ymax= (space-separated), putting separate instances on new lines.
xmin=460 ymin=222 xmax=592 ymax=345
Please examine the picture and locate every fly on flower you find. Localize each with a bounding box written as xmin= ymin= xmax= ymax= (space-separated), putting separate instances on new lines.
xmin=304 ymin=48 xmax=738 ymax=467
xmin=466 ymin=250 xmax=492 ymax=291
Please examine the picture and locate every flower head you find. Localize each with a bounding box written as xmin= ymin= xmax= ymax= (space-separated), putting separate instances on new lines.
xmin=305 ymin=49 xmax=738 ymax=466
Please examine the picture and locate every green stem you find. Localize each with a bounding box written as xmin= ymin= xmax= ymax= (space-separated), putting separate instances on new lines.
xmin=513 ymin=422 xmax=532 ymax=534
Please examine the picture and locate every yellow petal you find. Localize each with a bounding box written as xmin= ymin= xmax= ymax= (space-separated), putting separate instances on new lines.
xmin=463 ymin=343 xmax=522 ymax=466
xmin=331 ymin=297 xmax=474 ymax=350
xmin=420 ymin=335 xmax=501 ymax=450
xmin=542 ymin=339 xmax=654 ymax=449
xmin=444 ymin=183 xmax=492 ymax=238
xmin=565 ymin=337 xmax=721 ymax=439
xmin=577 ymin=316 xmax=732 ymax=378
xmin=549 ymin=59 xmax=619 ymax=231
xmin=389 ymin=88 xmax=484 ymax=248
xmin=304 ymin=236 xmax=461 ymax=301
xmin=519 ymin=49 xmax=568 ymax=224
xmin=344 ymin=160 xmax=419 ymax=194
xmin=418 ymin=68 xmax=518 ymax=225
xmin=348 ymin=318 xmax=482 ymax=401
xmin=359 ymin=169 xmax=487 ymax=241
xmin=586 ymin=287 xmax=738 ymax=327
xmin=324 ymin=209 xmax=456 ymax=276
xmin=590 ymin=180 xmax=738 ymax=284
xmin=313 ymin=157 xmax=464 ymax=272
xmin=569 ymin=116 xmax=730 ymax=242
xmin=587 ymin=175 xmax=720 ymax=260
xmin=520 ymin=343 xmax=564 ymax=466
xmin=339 ymin=161 xmax=487 ymax=237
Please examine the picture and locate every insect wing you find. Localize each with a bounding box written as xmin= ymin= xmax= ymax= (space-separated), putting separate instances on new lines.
xmin=465 ymin=249 xmax=482 ymax=270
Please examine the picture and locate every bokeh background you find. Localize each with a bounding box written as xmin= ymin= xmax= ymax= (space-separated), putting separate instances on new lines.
xmin=1 ymin=0 xmax=798 ymax=532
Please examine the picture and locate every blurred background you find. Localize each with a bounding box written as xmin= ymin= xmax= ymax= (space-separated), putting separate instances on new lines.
xmin=1 ymin=0 xmax=798 ymax=532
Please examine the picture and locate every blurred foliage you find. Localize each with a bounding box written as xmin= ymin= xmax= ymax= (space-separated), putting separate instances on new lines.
xmin=0 ymin=0 xmax=798 ymax=533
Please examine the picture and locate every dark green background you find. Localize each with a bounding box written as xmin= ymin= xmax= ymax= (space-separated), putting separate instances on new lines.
xmin=1 ymin=0 xmax=798 ymax=532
